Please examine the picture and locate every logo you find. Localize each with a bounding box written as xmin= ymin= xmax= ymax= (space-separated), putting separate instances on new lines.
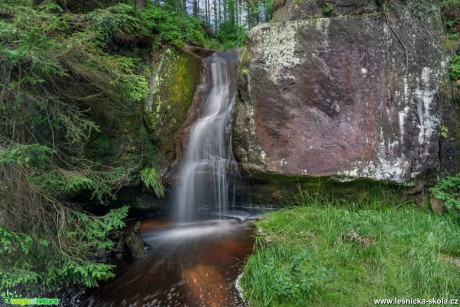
xmin=1 ymin=290 xmax=59 ymax=306
xmin=0 ymin=290 xmax=21 ymax=304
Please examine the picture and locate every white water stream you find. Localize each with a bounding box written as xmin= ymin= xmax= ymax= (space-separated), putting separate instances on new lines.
xmin=174 ymin=52 xmax=238 ymax=222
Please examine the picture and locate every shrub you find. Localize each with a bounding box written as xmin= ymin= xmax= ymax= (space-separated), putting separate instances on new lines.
xmin=430 ymin=174 xmax=460 ymax=213
xmin=450 ymin=55 xmax=460 ymax=82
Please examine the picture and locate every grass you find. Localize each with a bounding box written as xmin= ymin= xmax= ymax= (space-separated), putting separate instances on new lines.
xmin=240 ymin=188 xmax=460 ymax=306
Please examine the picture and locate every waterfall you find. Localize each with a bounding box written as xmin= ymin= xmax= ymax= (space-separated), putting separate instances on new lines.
xmin=174 ymin=51 xmax=238 ymax=222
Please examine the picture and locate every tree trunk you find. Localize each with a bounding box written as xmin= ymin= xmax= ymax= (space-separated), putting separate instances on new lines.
xmin=213 ymin=0 xmax=218 ymax=34
xmin=235 ymin=0 xmax=238 ymax=28
xmin=218 ymin=0 xmax=222 ymax=28
xmin=193 ymin=0 xmax=199 ymax=17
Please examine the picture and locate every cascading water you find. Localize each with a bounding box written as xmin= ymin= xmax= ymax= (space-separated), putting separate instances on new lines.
xmin=82 ymin=50 xmax=266 ymax=307
xmin=174 ymin=51 xmax=238 ymax=222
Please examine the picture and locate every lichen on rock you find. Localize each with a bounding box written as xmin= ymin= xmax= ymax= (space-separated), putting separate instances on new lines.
xmin=233 ymin=1 xmax=448 ymax=185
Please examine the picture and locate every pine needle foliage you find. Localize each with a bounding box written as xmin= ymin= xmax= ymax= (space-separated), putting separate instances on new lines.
xmin=0 ymin=0 xmax=168 ymax=290
xmin=140 ymin=167 xmax=165 ymax=198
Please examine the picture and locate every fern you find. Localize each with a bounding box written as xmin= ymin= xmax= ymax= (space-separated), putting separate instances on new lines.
xmin=450 ymin=54 xmax=460 ymax=81
xmin=430 ymin=174 xmax=460 ymax=212
xmin=140 ymin=167 xmax=164 ymax=198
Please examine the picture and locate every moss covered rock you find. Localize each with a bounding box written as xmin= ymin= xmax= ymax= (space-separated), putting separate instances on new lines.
xmin=144 ymin=48 xmax=202 ymax=160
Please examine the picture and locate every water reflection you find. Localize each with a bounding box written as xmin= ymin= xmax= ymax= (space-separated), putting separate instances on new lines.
xmin=85 ymin=218 xmax=254 ymax=307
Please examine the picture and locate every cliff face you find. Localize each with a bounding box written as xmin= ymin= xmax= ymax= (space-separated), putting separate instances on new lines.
xmin=233 ymin=0 xmax=449 ymax=184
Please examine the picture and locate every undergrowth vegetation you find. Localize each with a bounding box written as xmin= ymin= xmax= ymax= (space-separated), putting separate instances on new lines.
xmin=241 ymin=188 xmax=460 ymax=306
xmin=0 ymin=0 xmax=170 ymax=290
xmin=450 ymin=55 xmax=460 ymax=84
xmin=431 ymin=174 xmax=460 ymax=214
xmin=442 ymin=0 xmax=460 ymax=86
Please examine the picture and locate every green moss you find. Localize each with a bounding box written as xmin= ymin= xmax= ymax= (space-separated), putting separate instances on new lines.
xmin=243 ymin=168 xmax=406 ymax=205
xmin=145 ymin=48 xmax=201 ymax=156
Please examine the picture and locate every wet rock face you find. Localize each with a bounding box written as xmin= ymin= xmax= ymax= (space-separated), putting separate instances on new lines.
xmin=144 ymin=48 xmax=202 ymax=162
xmin=234 ymin=8 xmax=447 ymax=183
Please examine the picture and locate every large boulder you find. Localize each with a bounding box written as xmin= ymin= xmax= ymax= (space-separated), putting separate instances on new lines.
xmin=233 ymin=1 xmax=448 ymax=184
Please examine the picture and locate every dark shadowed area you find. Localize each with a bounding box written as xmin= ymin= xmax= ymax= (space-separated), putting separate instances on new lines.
xmin=84 ymin=213 xmax=258 ymax=307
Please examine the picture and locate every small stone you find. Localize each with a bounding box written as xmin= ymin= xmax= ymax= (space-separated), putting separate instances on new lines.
xmin=430 ymin=197 xmax=447 ymax=215
xmin=123 ymin=221 xmax=146 ymax=258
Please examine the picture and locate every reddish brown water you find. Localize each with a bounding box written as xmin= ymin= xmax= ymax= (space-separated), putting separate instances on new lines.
xmin=84 ymin=217 xmax=255 ymax=307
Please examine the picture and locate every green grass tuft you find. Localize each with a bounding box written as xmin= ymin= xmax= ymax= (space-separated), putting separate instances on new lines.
xmin=241 ymin=190 xmax=460 ymax=306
